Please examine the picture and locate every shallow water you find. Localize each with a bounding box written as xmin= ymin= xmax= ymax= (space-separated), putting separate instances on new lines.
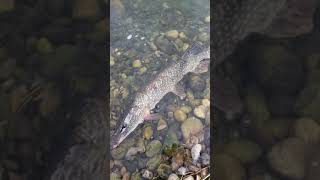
xmin=110 ymin=0 xmax=210 ymax=178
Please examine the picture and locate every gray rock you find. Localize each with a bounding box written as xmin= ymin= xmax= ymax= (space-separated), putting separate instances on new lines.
xmin=268 ymin=138 xmax=307 ymax=179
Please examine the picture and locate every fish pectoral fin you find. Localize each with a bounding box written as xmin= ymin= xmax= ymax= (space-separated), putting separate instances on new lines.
xmin=173 ymin=83 xmax=186 ymax=100
xmin=192 ymin=59 xmax=209 ymax=74
xmin=144 ymin=113 xmax=161 ymax=121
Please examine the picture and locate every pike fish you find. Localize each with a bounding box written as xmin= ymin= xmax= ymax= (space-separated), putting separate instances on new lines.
xmin=111 ymin=44 xmax=210 ymax=148
xmin=111 ymin=0 xmax=287 ymax=149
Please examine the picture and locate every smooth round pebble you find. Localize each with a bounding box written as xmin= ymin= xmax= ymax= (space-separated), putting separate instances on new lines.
xmin=142 ymin=169 xmax=153 ymax=179
xmin=293 ymin=117 xmax=320 ymax=144
xmin=167 ymin=173 xmax=179 ymax=180
xmin=268 ymin=138 xmax=306 ymax=179
xmin=181 ymin=117 xmax=204 ymax=140
xmin=132 ymin=59 xmax=142 ymax=68
xmin=193 ymin=105 xmax=207 ymax=119
xmin=165 ymin=30 xmax=179 ymax=40
xmin=174 ymin=109 xmax=187 ymax=122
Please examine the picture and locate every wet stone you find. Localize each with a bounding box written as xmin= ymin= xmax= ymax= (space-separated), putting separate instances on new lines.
xmin=146 ymin=140 xmax=162 ymax=157
xmin=146 ymin=154 xmax=162 ymax=170
xmin=224 ymin=140 xmax=262 ymax=164
xmin=293 ymin=117 xmax=320 ymax=144
xmin=168 ymin=173 xmax=179 ymax=180
xmin=268 ymin=138 xmax=307 ymax=179
xmin=141 ymin=169 xmax=153 ymax=179
xmin=157 ymin=163 xmax=172 ymax=178
xmin=174 ymin=109 xmax=187 ymax=122
xmin=215 ymin=153 xmax=246 ymax=180
xmin=181 ymin=117 xmax=203 ymax=140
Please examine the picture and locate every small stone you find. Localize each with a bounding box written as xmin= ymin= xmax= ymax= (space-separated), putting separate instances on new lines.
xmin=177 ymin=167 xmax=188 ymax=175
xmin=182 ymin=43 xmax=189 ymax=51
xmin=184 ymin=176 xmax=194 ymax=180
xmin=120 ymin=167 xmax=127 ymax=175
xmin=157 ymin=163 xmax=172 ymax=178
xmin=122 ymin=172 xmax=130 ymax=180
xmin=164 ymin=130 xmax=179 ymax=147
xmin=168 ymin=173 xmax=179 ymax=180
xmin=165 ymin=30 xmax=179 ymax=40
xmin=191 ymin=144 xmax=202 ymax=163
xmin=141 ymin=169 xmax=153 ymax=179
xmin=146 ymin=154 xmax=162 ymax=170
xmin=139 ymin=66 xmax=147 ymax=74
xmin=110 ymin=172 xmax=121 ymax=180
xmin=179 ymin=32 xmax=187 ymax=39
xmin=171 ymin=151 xmax=184 ymax=170
xmin=180 ymin=105 xmax=192 ymax=113
xmin=201 ymin=153 xmax=210 ymax=165
xmin=225 ymin=140 xmax=262 ymax=164
xmin=174 ymin=109 xmax=187 ymax=122
xmin=268 ymin=138 xmax=306 ymax=179
xmin=204 ymin=16 xmax=210 ymax=23
xmin=127 ymin=34 xmax=132 ymax=40
xmin=193 ymin=105 xmax=207 ymax=119
xmin=146 ymin=140 xmax=162 ymax=157
xmin=132 ymin=59 xmax=142 ymax=68
xmin=202 ymin=99 xmax=210 ymax=107
xmin=215 ymin=153 xmax=246 ymax=180
xmin=157 ymin=118 xmax=167 ymax=131
xmin=293 ymin=117 xmax=320 ymax=144
xmin=130 ymin=171 xmax=142 ymax=180
xmin=144 ymin=126 xmax=153 ymax=140
xmin=181 ymin=117 xmax=204 ymax=140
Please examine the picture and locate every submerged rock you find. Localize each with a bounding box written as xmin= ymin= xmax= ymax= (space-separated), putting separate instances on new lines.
xmin=268 ymin=137 xmax=307 ymax=179
xmin=168 ymin=173 xmax=179 ymax=180
xmin=180 ymin=117 xmax=203 ymax=140
xmin=174 ymin=109 xmax=187 ymax=122
xmin=157 ymin=163 xmax=172 ymax=178
xmin=249 ymin=43 xmax=305 ymax=95
xmin=165 ymin=30 xmax=179 ymax=40
xmin=293 ymin=118 xmax=320 ymax=144
xmin=145 ymin=140 xmax=162 ymax=157
xmin=146 ymin=154 xmax=162 ymax=170
xmin=224 ymin=140 xmax=262 ymax=164
xmin=191 ymin=144 xmax=202 ymax=163
xmin=215 ymin=153 xmax=246 ymax=180
xmin=141 ymin=169 xmax=153 ymax=179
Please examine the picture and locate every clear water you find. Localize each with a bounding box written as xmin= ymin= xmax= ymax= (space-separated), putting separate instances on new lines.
xmin=110 ymin=0 xmax=210 ymax=178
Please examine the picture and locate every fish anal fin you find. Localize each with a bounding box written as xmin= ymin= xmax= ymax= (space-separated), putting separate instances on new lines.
xmin=173 ymin=83 xmax=186 ymax=100
xmin=192 ymin=59 xmax=209 ymax=74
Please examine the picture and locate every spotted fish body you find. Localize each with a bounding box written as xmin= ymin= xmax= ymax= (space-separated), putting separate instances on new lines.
xmin=111 ymin=45 xmax=210 ymax=148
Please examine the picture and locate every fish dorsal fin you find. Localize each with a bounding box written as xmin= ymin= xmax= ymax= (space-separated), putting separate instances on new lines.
xmin=181 ymin=42 xmax=204 ymax=59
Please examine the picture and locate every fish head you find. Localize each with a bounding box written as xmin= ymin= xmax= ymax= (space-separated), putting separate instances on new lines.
xmin=111 ymin=107 xmax=145 ymax=149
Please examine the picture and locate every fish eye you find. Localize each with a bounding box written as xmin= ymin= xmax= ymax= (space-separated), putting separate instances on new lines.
xmin=120 ymin=124 xmax=127 ymax=133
